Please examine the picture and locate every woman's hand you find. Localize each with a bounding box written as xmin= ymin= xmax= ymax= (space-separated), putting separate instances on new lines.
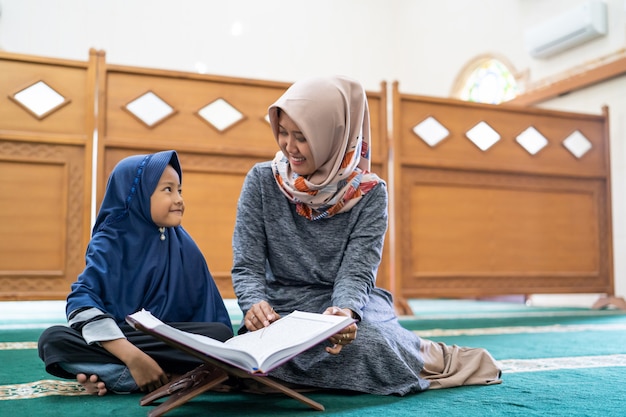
xmin=323 ymin=307 xmax=358 ymax=355
xmin=245 ymin=300 xmax=281 ymax=331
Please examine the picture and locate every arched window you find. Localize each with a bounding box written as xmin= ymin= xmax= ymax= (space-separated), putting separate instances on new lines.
xmin=451 ymin=55 xmax=524 ymax=104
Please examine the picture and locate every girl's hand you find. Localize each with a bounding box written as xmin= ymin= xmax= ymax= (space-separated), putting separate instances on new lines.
xmin=125 ymin=350 xmax=169 ymax=392
xmin=101 ymin=338 xmax=169 ymax=392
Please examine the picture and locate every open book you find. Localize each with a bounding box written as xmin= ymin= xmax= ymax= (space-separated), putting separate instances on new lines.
xmin=126 ymin=309 xmax=355 ymax=375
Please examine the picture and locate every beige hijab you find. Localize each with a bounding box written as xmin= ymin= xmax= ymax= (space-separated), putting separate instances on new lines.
xmin=268 ymin=76 xmax=382 ymax=220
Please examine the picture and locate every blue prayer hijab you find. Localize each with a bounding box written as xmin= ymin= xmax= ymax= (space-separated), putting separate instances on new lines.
xmin=66 ymin=150 xmax=231 ymax=328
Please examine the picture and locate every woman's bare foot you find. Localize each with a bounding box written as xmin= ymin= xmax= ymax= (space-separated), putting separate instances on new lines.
xmin=77 ymin=373 xmax=108 ymax=396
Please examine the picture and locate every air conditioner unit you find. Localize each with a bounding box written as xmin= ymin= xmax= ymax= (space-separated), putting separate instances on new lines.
xmin=524 ymin=0 xmax=608 ymax=59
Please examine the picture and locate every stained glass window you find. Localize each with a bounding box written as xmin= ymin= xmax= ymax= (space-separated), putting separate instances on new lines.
xmin=458 ymin=58 xmax=519 ymax=104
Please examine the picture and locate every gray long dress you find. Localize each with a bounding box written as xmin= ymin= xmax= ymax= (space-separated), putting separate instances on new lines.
xmin=232 ymin=162 xmax=430 ymax=395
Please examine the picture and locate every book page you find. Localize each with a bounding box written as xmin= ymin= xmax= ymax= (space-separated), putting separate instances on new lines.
xmin=128 ymin=309 xmax=162 ymax=328
xmin=224 ymin=311 xmax=351 ymax=367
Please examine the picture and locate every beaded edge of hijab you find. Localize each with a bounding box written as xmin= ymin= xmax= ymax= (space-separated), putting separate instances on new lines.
xmin=130 ymin=155 xmax=167 ymax=241
xmin=101 ymin=155 xmax=150 ymax=231
xmin=125 ymin=154 xmax=167 ymax=241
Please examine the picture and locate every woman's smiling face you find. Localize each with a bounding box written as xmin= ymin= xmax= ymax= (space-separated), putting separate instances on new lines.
xmin=277 ymin=110 xmax=316 ymax=176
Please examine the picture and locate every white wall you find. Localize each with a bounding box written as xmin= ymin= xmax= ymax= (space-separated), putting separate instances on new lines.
xmin=1 ymin=0 xmax=624 ymax=302
xmin=0 ymin=0 xmax=398 ymax=90
xmin=3 ymin=0 xmax=621 ymax=95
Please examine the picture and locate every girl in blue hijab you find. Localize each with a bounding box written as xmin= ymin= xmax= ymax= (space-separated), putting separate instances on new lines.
xmin=38 ymin=150 xmax=233 ymax=395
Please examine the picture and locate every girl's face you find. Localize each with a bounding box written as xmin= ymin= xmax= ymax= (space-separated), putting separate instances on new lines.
xmin=277 ymin=111 xmax=316 ymax=176
xmin=150 ymin=164 xmax=184 ymax=228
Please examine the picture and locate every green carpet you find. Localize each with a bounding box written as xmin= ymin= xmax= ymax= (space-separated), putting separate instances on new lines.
xmin=2 ymin=300 xmax=625 ymax=416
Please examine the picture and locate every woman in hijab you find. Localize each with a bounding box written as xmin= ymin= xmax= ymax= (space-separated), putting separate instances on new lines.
xmin=38 ymin=150 xmax=233 ymax=395
xmin=232 ymin=76 xmax=502 ymax=395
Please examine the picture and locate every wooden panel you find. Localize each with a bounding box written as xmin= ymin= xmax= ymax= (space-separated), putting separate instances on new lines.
xmin=391 ymin=82 xmax=613 ymax=305
xmin=102 ymin=68 xmax=289 ymax=156
xmin=0 ymin=56 xmax=91 ymax=139
xmin=0 ymin=143 xmax=90 ymax=300
xmin=399 ymin=167 xmax=608 ymax=297
xmin=396 ymin=95 xmax=607 ymax=178
xmin=0 ymin=159 xmax=67 ymax=271
xmin=0 ymin=51 xmax=96 ymax=300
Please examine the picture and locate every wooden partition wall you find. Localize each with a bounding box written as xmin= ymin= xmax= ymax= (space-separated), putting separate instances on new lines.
xmin=390 ymin=81 xmax=613 ymax=311
xmin=0 ymin=51 xmax=96 ymax=300
xmin=93 ymin=52 xmax=390 ymax=299
xmin=0 ymin=49 xmax=614 ymax=307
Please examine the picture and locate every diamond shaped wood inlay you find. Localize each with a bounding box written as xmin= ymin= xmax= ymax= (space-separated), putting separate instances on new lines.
xmin=10 ymin=81 xmax=69 ymax=119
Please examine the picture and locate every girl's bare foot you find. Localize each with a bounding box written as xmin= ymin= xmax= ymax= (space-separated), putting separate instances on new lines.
xmin=77 ymin=373 xmax=108 ymax=396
